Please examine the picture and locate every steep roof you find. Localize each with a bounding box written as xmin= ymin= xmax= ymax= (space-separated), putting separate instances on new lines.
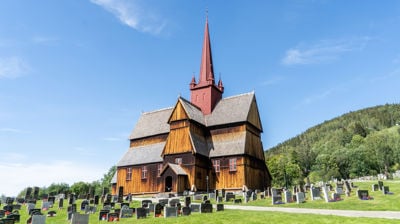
xmin=129 ymin=108 xmax=173 ymax=140
xmin=117 ymin=142 xmax=164 ymax=167
xmin=189 ymin=132 xmax=210 ymax=157
xmin=206 ymin=92 xmax=258 ymax=128
xmin=209 ymin=131 xmax=246 ymax=157
xmin=160 ymin=163 xmax=188 ymax=176
xmin=178 ymin=98 xmax=205 ymax=125
xmin=110 ymin=172 xmax=117 ymax=184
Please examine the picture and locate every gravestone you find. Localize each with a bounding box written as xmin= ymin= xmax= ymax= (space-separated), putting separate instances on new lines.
xmin=164 ymin=206 xmax=178 ymax=218
xmin=378 ymin=181 xmax=384 ymax=191
xmin=126 ymin=193 xmax=132 ymax=203
xmin=136 ymin=208 xmax=147 ymax=219
xmin=252 ymin=192 xmax=257 ymax=201
xmin=200 ymin=203 xmax=212 ymax=213
xmin=107 ymin=212 xmax=119 ymax=222
xmin=185 ymin=197 xmax=191 ymax=207
xmin=3 ymin=205 xmax=13 ymax=213
xmin=102 ymin=205 xmax=111 ymax=211
xmin=216 ymin=204 xmax=224 ymax=212
xmin=344 ymin=181 xmax=351 ymax=193
xmin=154 ymin=203 xmax=163 ymax=217
xmin=284 ymin=191 xmax=292 ymax=203
xmin=80 ymin=200 xmax=89 ymax=211
xmin=68 ymin=194 xmax=75 ymax=205
xmin=234 ymin=199 xmax=242 ymax=204
xmin=47 ymin=211 xmax=57 ymax=217
xmin=41 ymin=202 xmax=50 ymax=211
xmin=225 ymin=193 xmax=235 ymax=202
xmin=168 ymin=199 xmax=180 ymax=207
xmin=48 ymin=196 xmax=55 ymax=205
xmin=193 ymin=195 xmax=202 ymax=201
xmin=311 ymin=187 xmax=321 ymax=200
xmin=98 ymin=210 xmax=109 ymax=221
xmin=296 ymin=192 xmax=305 ymax=204
xmin=8 ymin=213 xmax=20 ymax=223
xmin=357 ymin=190 xmax=369 ymax=200
xmin=190 ymin=204 xmax=200 ymax=213
xmin=71 ymin=213 xmax=89 ymax=224
xmin=182 ymin=206 xmax=191 ymax=216
xmin=332 ymin=193 xmax=341 ymax=201
xmin=1 ymin=218 xmax=15 ymax=224
xmin=372 ymin=184 xmax=379 ymax=192
xmin=58 ymin=198 xmax=64 ymax=209
xmin=208 ymin=193 xmax=215 ymax=201
xmin=94 ymin=195 xmax=99 ymax=205
xmin=149 ymin=203 xmax=155 ymax=213
xmin=118 ymin=186 xmax=124 ymax=203
xmin=221 ymin=189 xmax=226 ymax=198
xmin=33 ymin=187 xmax=40 ymax=200
xmin=217 ymin=196 xmax=223 ymax=203
xmin=31 ymin=215 xmax=46 ymax=224
xmin=29 ymin=209 xmax=41 ymax=216
xmin=271 ymin=188 xmax=283 ymax=205
xmin=322 ymin=186 xmax=331 ymax=203
xmin=215 ymin=190 xmax=219 ymax=200
xmin=158 ymin=199 xmax=168 ymax=207
xmin=142 ymin=200 xmax=153 ymax=208
xmin=25 ymin=187 xmax=32 ymax=200
xmin=383 ymin=186 xmax=390 ymax=195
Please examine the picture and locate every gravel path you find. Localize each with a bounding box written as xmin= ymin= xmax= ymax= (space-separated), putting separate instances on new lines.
xmin=223 ymin=205 xmax=400 ymax=220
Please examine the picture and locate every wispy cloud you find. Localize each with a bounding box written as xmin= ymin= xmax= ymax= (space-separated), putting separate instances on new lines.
xmin=32 ymin=35 xmax=58 ymax=45
xmin=90 ymin=0 xmax=167 ymax=35
xmin=0 ymin=128 xmax=27 ymax=134
xmin=282 ymin=36 xmax=371 ymax=65
xmin=103 ymin=137 xmax=123 ymax=142
xmin=301 ymin=89 xmax=334 ymax=105
xmin=0 ymin=57 xmax=30 ymax=79
xmin=260 ymin=75 xmax=285 ymax=86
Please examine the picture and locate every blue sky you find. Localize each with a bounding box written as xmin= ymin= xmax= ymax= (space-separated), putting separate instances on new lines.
xmin=1 ymin=0 xmax=400 ymax=196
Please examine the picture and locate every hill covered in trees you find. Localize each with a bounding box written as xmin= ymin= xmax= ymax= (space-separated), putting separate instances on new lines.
xmin=265 ymin=104 xmax=400 ymax=187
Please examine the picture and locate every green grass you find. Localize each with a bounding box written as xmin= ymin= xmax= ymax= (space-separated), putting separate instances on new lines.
xmin=7 ymin=181 xmax=400 ymax=223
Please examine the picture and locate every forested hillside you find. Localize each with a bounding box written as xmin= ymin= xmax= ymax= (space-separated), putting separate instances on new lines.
xmin=265 ymin=104 xmax=400 ymax=187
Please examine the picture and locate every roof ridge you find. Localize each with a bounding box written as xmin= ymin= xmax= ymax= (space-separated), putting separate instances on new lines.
xmin=142 ymin=107 xmax=174 ymax=115
xmin=222 ymin=91 xmax=254 ymax=100
xmin=179 ymin=96 xmax=202 ymax=111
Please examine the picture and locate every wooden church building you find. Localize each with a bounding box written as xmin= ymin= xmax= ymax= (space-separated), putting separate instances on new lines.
xmin=113 ymin=18 xmax=272 ymax=195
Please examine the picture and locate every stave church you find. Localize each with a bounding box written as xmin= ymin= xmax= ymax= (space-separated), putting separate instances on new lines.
xmin=112 ymin=17 xmax=272 ymax=195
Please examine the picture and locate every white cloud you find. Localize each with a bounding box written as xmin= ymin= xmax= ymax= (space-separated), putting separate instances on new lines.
xmin=0 ymin=128 xmax=26 ymax=133
xmin=90 ymin=0 xmax=166 ymax=35
xmin=0 ymin=57 xmax=30 ymax=79
xmin=0 ymin=160 xmax=105 ymax=197
xmin=261 ymin=75 xmax=285 ymax=86
xmin=282 ymin=37 xmax=371 ymax=65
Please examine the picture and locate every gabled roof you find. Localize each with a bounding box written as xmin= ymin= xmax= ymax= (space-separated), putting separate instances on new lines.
xmin=110 ymin=172 xmax=117 ymax=184
xmin=129 ymin=108 xmax=173 ymax=140
xmin=160 ymin=163 xmax=188 ymax=176
xmin=189 ymin=132 xmax=210 ymax=157
xmin=117 ymin=142 xmax=164 ymax=167
xmin=209 ymin=131 xmax=246 ymax=157
xmin=206 ymin=92 xmax=260 ymax=129
xmin=178 ymin=98 xmax=205 ymax=125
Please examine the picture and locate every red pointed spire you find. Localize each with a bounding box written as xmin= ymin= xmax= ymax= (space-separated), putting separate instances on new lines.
xmin=199 ymin=17 xmax=214 ymax=85
xmin=190 ymin=16 xmax=224 ymax=115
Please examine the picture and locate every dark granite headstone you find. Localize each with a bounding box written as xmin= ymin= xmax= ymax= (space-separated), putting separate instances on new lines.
xmin=378 ymin=181 xmax=384 ymax=191
xmin=99 ymin=210 xmax=109 ymax=221
xmin=216 ymin=204 xmax=224 ymax=211
xmin=372 ymin=184 xmax=379 ymax=192
xmin=1 ymin=218 xmax=15 ymax=224
xmin=7 ymin=213 xmax=20 ymax=223
xmin=25 ymin=187 xmax=33 ymax=200
xmin=234 ymin=199 xmax=242 ymax=204
xmin=158 ymin=199 xmax=168 ymax=207
xmin=200 ymin=203 xmax=212 ymax=213
xmin=182 ymin=206 xmax=191 ymax=216
xmin=33 ymin=187 xmax=40 ymax=200
xmin=221 ymin=189 xmax=226 ymax=198
xmin=118 ymin=186 xmax=124 ymax=203
xmin=58 ymin=198 xmax=64 ymax=209
xmin=94 ymin=195 xmax=99 ymax=205
xmin=154 ymin=203 xmax=163 ymax=217
xmin=80 ymin=200 xmax=89 ymax=211
xmin=185 ymin=196 xmax=191 ymax=207
xmin=383 ymin=186 xmax=390 ymax=195
xmin=29 ymin=209 xmax=41 ymax=216
xmin=136 ymin=208 xmax=147 ymax=219
xmin=357 ymin=190 xmax=369 ymax=199
xmin=142 ymin=200 xmax=152 ymax=208
xmin=168 ymin=199 xmax=180 ymax=207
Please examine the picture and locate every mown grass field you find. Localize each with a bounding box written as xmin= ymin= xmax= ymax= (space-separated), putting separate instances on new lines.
xmin=7 ymin=181 xmax=400 ymax=224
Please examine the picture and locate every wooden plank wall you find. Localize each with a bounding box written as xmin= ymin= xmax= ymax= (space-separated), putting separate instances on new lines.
xmin=117 ymin=163 xmax=162 ymax=195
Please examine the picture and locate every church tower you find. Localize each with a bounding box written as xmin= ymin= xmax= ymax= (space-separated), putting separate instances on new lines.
xmin=190 ymin=17 xmax=224 ymax=115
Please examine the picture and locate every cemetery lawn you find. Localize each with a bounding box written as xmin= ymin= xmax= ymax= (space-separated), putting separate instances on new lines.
xmin=16 ymin=206 xmax=399 ymax=224
xmin=242 ymin=181 xmax=400 ymax=211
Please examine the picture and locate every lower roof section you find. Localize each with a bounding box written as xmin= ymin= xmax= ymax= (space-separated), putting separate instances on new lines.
xmin=117 ymin=142 xmax=164 ymax=167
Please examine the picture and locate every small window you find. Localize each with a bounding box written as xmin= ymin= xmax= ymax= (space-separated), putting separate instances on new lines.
xmin=229 ymin=158 xmax=237 ymax=172
xmin=141 ymin=166 xmax=148 ymax=179
xmin=175 ymin=158 xmax=182 ymax=165
xmin=157 ymin=164 xmax=163 ymax=176
xmin=126 ymin=167 xmax=132 ymax=181
xmin=213 ymin=160 xmax=220 ymax=173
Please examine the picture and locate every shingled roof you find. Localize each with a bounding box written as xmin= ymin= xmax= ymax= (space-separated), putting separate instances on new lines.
xmin=209 ymin=131 xmax=246 ymax=157
xmin=178 ymin=98 xmax=205 ymax=125
xmin=129 ymin=108 xmax=173 ymax=140
xmin=117 ymin=142 xmax=164 ymax=166
xmin=206 ymin=92 xmax=256 ymax=127
xmin=159 ymin=163 xmax=188 ymax=176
